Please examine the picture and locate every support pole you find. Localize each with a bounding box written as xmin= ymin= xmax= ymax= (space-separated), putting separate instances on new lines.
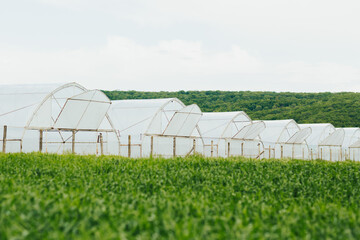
xmin=268 ymin=146 xmax=271 ymax=159
xmin=321 ymin=148 xmax=323 ymax=160
xmin=72 ymin=130 xmax=76 ymax=154
xmin=241 ymin=142 xmax=244 ymax=156
xmin=292 ymin=144 xmax=295 ymax=159
xmin=281 ymin=145 xmax=283 ymax=159
xmin=211 ymin=140 xmax=214 ymax=157
xmin=258 ymin=143 xmax=261 ymax=158
xmin=227 ymin=142 xmax=230 ymax=158
xmin=193 ymin=139 xmax=196 ymax=155
xmin=330 ymin=148 xmax=332 ymax=161
xmin=2 ymin=125 xmax=7 ymax=153
xmin=39 ymin=130 xmax=43 ymax=153
xmin=128 ymin=135 xmax=131 ymax=158
xmin=100 ymin=133 xmax=104 ymax=155
xmin=150 ymin=136 xmax=154 ymax=157
xmin=173 ymin=137 xmax=176 ymax=157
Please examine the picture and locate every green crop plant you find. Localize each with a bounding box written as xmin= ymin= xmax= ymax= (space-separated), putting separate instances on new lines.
xmin=1 ymin=153 xmax=360 ymax=239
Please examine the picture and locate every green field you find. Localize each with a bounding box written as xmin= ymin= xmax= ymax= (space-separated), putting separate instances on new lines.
xmin=1 ymin=154 xmax=360 ymax=239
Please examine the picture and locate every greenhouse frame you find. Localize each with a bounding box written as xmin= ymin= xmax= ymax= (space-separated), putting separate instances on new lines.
xmin=197 ymin=111 xmax=265 ymax=158
xmin=107 ymin=98 xmax=203 ymax=158
xmin=299 ymin=123 xmax=336 ymax=160
xmin=0 ymin=83 xmax=119 ymax=155
xmin=259 ymin=120 xmax=311 ymax=159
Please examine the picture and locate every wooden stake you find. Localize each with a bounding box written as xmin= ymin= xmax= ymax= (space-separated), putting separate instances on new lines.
xmin=173 ymin=137 xmax=176 ymax=157
xmin=72 ymin=130 xmax=76 ymax=154
xmin=330 ymin=148 xmax=332 ymax=161
xmin=268 ymin=146 xmax=271 ymax=159
xmin=321 ymin=148 xmax=323 ymax=160
xmin=150 ymin=136 xmax=154 ymax=157
xmin=2 ymin=125 xmax=7 ymax=153
xmin=227 ymin=142 xmax=230 ymax=157
xmin=193 ymin=139 xmax=196 ymax=154
xmin=39 ymin=130 xmax=43 ymax=152
xmin=241 ymin=142 xmax=244 ymax=156
xmin=100 ymin=133 xmax=104 ymax=155
xmin=211 ymin=140 xmax=214 ymax=157
xmin=281 ymin=145 xmax=283 ymax=159
xmin=128 ymin=135 xmax=131 ymax=158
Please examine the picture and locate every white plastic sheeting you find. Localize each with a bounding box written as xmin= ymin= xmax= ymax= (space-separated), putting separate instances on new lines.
xmin=350 ymin=140 xmax=360 ymax=161
xmin=107 ymin=98 xmax=203 ymax=158
xmin=197 ymin=112 xmax=265 ymax=158
xmin=259 ymin=120 xmax=311 ymax=159
xmin=0 ymin=83 xmax=119 ymax=155
xmin=299 ymin=123 xmax=336 ymax=160
xmin=318 ymin=128 xmax=345 ymax=161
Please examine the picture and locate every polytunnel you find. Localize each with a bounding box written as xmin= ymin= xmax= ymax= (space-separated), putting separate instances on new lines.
xmin=197 ymin=112 xmax=265 ymax=158
xmin=107 ymin=98 xmax=203 ymax=158
xmin=258 ymin=120 xmax=311 ymax=159
xmin=299 ymin=123 xmax=336 ymax=160
xmin=318 ymin=128 xmax=345 ymax=161
xmin=349 ymin=140 xmax=360 ymax=161
xmin=0 ymin=83 xmax=119 ymax=155
xmin=342 ymin=128 xmax=360 ymax=160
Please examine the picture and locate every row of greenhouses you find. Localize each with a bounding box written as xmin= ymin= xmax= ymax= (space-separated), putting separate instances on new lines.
xmin=1 ymin=83 xmax=359 ymax=161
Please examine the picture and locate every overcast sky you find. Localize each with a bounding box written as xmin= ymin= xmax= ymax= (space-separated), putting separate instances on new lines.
xmin=1 ymin=0 xmax=359 ymax=92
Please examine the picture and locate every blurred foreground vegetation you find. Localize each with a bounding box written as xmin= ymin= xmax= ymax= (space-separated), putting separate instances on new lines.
xmin=1 ymin=153 xmax=360 ymax=239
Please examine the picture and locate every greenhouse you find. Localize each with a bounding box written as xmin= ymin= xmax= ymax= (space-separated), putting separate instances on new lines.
xmin=298 ymin=123 xmax=336 ymax=160
xmin=259 ymin=120 xmax=311 ymax=159
xmin=342 ymin=128 xmax=360 ymax=160
xmin=107 ymin=98 xmax=203 ymax=158
xmin=318 ymin=128 xmax=345 ymax=161
xmin=349 ymin=139 xmax=360 ymax=161
xmin=0 ymin=83 xmax=119 ymax=155
xmin=197 ymin=111 xmax=265 ymax=158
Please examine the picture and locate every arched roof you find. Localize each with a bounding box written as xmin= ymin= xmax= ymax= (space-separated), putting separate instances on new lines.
xmin=198 ymin=111 xmax=264 ymax=143
xmin=258 ymin=120 xmax=302 ymax=146
xmin=108 ymin=98 xmax=201 ymax=137
xmin=299 ymin=123 xmax=336 ymax=148
xmin=0 ymin=82 xmax=86 ymax=129
xmin=342 ymin=128 xmax=360 ymax=148
xmin=319 ymin=128 xmax=345 ymax=146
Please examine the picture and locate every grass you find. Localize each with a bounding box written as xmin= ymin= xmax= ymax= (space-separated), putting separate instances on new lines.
xmin=1 ymin=153 xmax=360 ymax=239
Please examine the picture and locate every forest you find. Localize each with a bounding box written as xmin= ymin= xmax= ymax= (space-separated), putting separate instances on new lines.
xmin=103 ymin=90 xmax=360 ymax=128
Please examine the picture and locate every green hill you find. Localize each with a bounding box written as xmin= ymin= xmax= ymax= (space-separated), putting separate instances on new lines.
xmin=103 ymin=90 xmax=360 ymax=128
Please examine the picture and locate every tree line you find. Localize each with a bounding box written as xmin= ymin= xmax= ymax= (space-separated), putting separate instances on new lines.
xmin=103 ymin=90 xmax=360 ymax=128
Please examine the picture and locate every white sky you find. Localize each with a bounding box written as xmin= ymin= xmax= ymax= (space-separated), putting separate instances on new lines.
xmin=0 ymin=0 xmax=359 ymax=92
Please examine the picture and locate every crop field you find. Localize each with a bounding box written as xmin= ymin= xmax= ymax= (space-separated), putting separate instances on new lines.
xmin=1 ymin=154 xmax=360 ymax=239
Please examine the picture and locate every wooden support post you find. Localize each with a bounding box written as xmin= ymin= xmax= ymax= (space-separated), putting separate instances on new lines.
xmin=227 ymin=142 xmax=230 ymax=157
xmin=340 ymin=148 xmax=343 ymax=161
xmin=353 ymin=149 xmax=355 ymax=161
xmin=2 ymin=125 xmax=7 ymax=153
xmin=173 ymin=137 xmax=176 ymax=157
xmin=268 ymin=146 xmax=271 ymax=159
xmin=241 ymin=142 xmax=244 ymax=156
xmin=292 ymin=144 xmax=295 ymax=159
xmin=128 ymin=135 xmax=131 ymax=158
xmin=39 ymin=130 xmax=43 ymax=152
xmin=100 ymin=133 xmax=104 ymax=155
xmin=330 ymin=148 xmax=332 ymax=161
xmin=150 ymin=136 xmax=154 ymax=157
xmin=281 ymin=145 xmax=283 ymax=159
xmin=72 ymin=130 xmax=76 ymax=154
xmin=258 ymin=143 xmax=261 ymax=158
xmin=211 ymin=140 xmax=214 ymax=157
xmin=193 ymin=139 xmax=196 ymax=154
xmin=321 ymin=148 xmax=323 ymax=160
